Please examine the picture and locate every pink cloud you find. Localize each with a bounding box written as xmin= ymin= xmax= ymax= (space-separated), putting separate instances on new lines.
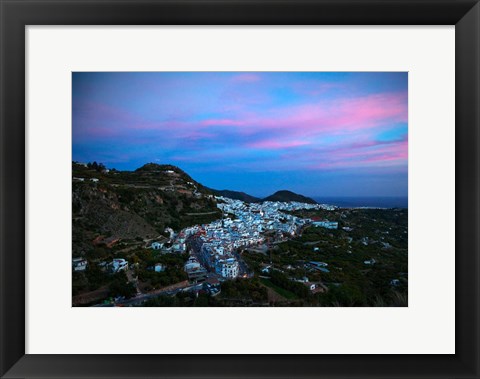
xmin=269 ymin=133 xmax=407 ymax=172
xmin=74 ymin=90 xmax=408 ymax=175
xmin=198 ymin=119 xmax=247 ymax=127
xmin=273 ymin=91 xmax=408 ymax=134
xmin=190 ymin=91 xmax=408 ymax=141
xmin=247 ymin=140 xmax=310 ymax=150
xmin=231 ymin=73 xmax=262 ymax=83
xmin=304 ymin=139 xmax=408 ymax=170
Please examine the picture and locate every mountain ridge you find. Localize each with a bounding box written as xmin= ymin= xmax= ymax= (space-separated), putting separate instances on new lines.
xmin=208 ymin=188 xmax=261 ymax=203
xmin=262 ymin=190 xmax=317 ymax=204
xmin=72 ymin=161 xmax=318 ymax=257
xmin=209 ymin=188 xmax=317 ymax=204
xmin=72 ymin=162 xmax=221 ymax=257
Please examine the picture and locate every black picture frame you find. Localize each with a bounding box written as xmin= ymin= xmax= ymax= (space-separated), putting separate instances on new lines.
xmin=1 ymin=1 xmax=479 ymax=378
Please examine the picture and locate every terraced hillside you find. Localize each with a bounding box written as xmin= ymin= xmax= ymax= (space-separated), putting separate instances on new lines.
xmin=72 ymin=162 xmax=221 ymax=257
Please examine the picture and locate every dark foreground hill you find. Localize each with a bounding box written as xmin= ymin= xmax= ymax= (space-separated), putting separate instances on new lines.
xmin=72 ymin=162 xmax=221 ymax=256
xmin=262 ymin=190 xmax=317 ymax=204
xmin=210 ymin=189 xmax=317 ymax=204
xmin=209 ymin=189 xmax=261 ymax=203
xmin=72 ymin=162 xmax=318 ymax=257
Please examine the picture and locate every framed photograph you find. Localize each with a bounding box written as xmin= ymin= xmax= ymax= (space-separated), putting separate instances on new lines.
xmin=71 ymin=71 xmax=409 ymax=309
xmin=1 ymin=0 xmax=479 ymax=378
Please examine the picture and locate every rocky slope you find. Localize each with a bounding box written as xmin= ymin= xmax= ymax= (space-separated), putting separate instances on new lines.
xmin=72 ymin=162 xmax=221 ymax=256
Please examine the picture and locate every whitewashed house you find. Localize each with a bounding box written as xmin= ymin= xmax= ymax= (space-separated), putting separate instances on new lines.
xmin=112 ymin=258 xmax=128 ymax=272
xmin=72 ymin=257 xmax=88 ymax=272
xmin=151 ymin=242 xmax=163 ymax=250
xmin=154 ymin=263 xmax=165 ymax=272
xmin=215 ymin=257 xmax=239 ymax=279
xmin=312 ymin=221 xmax=338 ymax=229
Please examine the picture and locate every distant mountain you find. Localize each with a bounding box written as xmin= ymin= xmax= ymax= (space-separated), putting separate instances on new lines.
xmin=211 ymin=188 xmax=317 ymax=204
xmin=262 ymin=190 xmax=317 ymax=204
xmin=210 ymin=189 xmax=261 ymax=203
xmin=72 ymin=161 xmax=320 ymax=258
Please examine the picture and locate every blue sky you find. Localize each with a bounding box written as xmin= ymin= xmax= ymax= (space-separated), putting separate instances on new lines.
xmin=73 ymin=72 xmax=408 ymax=197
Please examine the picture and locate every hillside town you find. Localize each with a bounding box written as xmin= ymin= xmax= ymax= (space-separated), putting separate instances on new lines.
xmin=72 ymin=187 xmax=408 ymax=307
xmin=76 ymin=196 xmax=338 ymax=280
xmin=72 ymin=71 xmax=409 ymax=308
xmin=72 ymin=195 xmax=344 ymax=305
xmin=71 ymin=162 xmax=408 ymax=307
xmin=181 ymin=197 xmax=338 ymax=282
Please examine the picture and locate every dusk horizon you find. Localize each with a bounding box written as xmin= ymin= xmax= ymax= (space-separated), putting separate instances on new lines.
xmin=72 ymin=71 xmax=409 ymax=308
xmin=72 ymin=159 xmax=411 ymax=200
xmin=73 ymin=72 xmax=408 ymax=198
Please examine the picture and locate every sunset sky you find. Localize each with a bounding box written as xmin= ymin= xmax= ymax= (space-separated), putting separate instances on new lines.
xmin=72 ymin=72 xmax=407 ymax=198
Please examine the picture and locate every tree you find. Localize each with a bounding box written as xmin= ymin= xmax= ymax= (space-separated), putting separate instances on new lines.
xmin=109 ymin=272 xmax=136 ymax=298
xmin=194 ymin=294 xmax=209 ymax=307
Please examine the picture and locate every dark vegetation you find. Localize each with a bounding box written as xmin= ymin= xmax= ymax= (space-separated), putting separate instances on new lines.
xmin=219 ymin=278 xmax=269 ymax=304
xmin=72 ymin=161 xmax=408 ymax=307
xmin=133 ymin=251 xmax=188 ymax=291
xmin=108 ymin=272 xmax=137 ymax=298
xmin=243 ymin=208 xmax=408 ymax=307
xmin=262 ymin=190 xmax=317 ymax=204
xmin=144 ymin=292 xmax=213 ymax=307
xmin=72 ymin=161 xmax=221 ymax=257
xmin=72 ymin=161 xmax=219 ymax=302
xmin=143 ymin=277 xmax=269 ymax=307
xmin=72 ymin=246 xmax=189 ymax=302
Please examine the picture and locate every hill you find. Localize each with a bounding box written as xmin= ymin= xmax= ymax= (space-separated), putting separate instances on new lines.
xmin=72 ymin=162 xmax=318 ymax=258
xmin=209 ymin=189 xmax=261 ymax=203
xmin=262 ymin=190 xmax=317 ymax=204
xmin=72 ymin=162 xmax=221 ymax=257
